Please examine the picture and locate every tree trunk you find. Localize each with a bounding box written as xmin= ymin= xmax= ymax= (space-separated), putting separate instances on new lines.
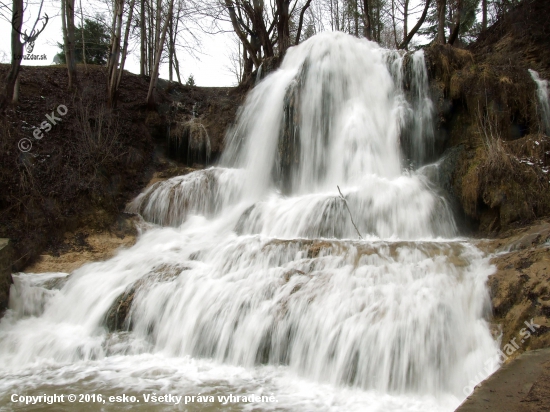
xmin=0 ymin=0 xmax=24 ymax=112
xmin=399 ymin=0 xmax=431 ymax=49
xmin=107 ymin=0 xmax=123 ymax=107
xmin=13 ymin=75 xmax=20 ymax=103
xmin=148 ymin=1 xmax=154 ymax=74
xmin=448 ymin=0 xmax=462 ymax=46
xmin=354 ymin=0 xmax=359 ymax=36
xmin=436 ymin=0 xmax=446 ymax=44
xmin=64 ymin=0 xmax=77 ymax=88
xmin=146 ymin=0 xmax=173 ymax=107
xmin=174 ymin=53 xmax=182 ymax=84
xmin=276 ymin=0 xmax=290 ymax=57
xmin=140 ymin=0 xmax=146 ymax=75
xmin=172 ymin=6 xmax=182 ymax=83
xmin=243 ymin=48 xmax=253 ymax=81
xmin=403 ymin=0 xmax=409 ymax=44
xmin=79 ymin=0 xmax=87 ymax=70
xmin=362 ymin=0 xmax=372 ymax=40
xmin=225 ymin=0 xmax=260 ymax=68
xmin=391 ymin=0 xmax=398 ymax=48
xmin=168 ymin=14 xmax=173 ymax=81
xmin=154 ymin=0 xmax=161 ymax=59
xmin=116 ymin=0 xmax=136 ymax=92
xmin=482 ymin=0 xmax=487 ymax=30
xmin=378 ymin=4 xmax=382 ymax=42
xmin=295 ymin=0 xmax=313 ymax=45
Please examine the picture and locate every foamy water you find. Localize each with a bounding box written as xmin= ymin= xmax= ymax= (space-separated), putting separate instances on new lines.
xmin=0 ymin=32 xmax=499 ymax=411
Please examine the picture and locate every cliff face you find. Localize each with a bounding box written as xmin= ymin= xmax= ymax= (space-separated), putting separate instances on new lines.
xmin=425 ymin=0 xmax=550 ymax=236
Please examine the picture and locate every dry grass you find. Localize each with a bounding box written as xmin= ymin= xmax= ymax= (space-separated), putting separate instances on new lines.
xmin=74 ymin=102 xmax=127 ymax=171
xmin=476 ymin=104 xmax=514 ymax=174
xmin=459 ymin=102 xmax=550 ymax=232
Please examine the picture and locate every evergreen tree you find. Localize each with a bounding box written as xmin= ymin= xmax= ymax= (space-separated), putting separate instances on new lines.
xmin=186 ymin=74 xmax=196 ymax=87
xmin=56 ymin=18 xmax=110 ymax=65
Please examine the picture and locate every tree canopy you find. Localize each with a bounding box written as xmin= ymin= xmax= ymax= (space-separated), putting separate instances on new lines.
xmin=56 ymin=18 xmax=110 ymax=65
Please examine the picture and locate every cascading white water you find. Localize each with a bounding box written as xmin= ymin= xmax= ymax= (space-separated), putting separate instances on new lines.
xmin=131 ymin=35 xmax=454 ymax=239
xmin=0 ymin=33 xmax=499 ymax=412
xmin=529 ymin=69 xmax=550 ymax=134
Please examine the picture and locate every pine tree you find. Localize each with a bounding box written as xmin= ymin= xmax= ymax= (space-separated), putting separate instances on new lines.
xmin=56 ymin=18 xmax=110 ymax=65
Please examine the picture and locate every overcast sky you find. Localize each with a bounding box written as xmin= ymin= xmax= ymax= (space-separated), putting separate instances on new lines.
xmin=0 ymin=1 xmax=433 ymax=87
xmin=0 ymin=0 xmax=238 ymax=87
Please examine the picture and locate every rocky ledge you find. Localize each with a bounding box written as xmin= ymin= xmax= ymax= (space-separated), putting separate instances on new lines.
xmin=477 ymin=221 xmax=550 ymax=357
xmin=458 ymin=222 xmax=550 ymax=411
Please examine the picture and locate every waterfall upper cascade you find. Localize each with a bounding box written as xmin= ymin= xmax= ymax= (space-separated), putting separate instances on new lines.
xmin=0 ymin=33 xmax=499 ymax=412
xmin=131 ymin=34 xmax=454 ymax=239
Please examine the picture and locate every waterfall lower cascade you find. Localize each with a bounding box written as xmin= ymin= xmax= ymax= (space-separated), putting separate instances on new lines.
xmin=1 ymin=33 xmax=499 ymax=412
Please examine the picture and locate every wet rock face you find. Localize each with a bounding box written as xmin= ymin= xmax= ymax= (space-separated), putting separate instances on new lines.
xmin=104 ymin=265 xmax=186 ymax=332
xmin=0 ymin=239 xmax=13 ymax=317
xmin=478 ymin=222 xmax=550 ymax=359
xmin=104 ymin=284 xmax=137 ymax=332
xmin=277 ymin=78 xmax=301 ymax=194
xmin=168 ymin=119 xmax=212 ymax=166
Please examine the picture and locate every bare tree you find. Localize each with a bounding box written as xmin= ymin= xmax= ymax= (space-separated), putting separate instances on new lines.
xmin=107 ymin=0 xmax=124 ymax=106
xmin=226 ymin=35 xmax=244 ymax=84
xmin=1 ymin=0 xmax=48 ymax=110
xmin=62 ymin=0 xmax=78 ymax=88
xmin=140 ymin=0 xmax=147 ymax=75
xmin=146 ymin=0 xmax=174 ymax=107
xmin=398 ymin=0 xmax=431 ymax=49
xmin=106 ymin=0 xmax=136 ymax=106
xmin=79 ymin=0 xmax=87 ymax=71
xmin=295 ymin=0 xmax=313 ymax=44
xmin=0 ymin=0 xmax=23 ymax=111
xmin=218 ymin=0 xmax=317 ymax=80
xmin=116 ymin=0 xmax=136 ymax=89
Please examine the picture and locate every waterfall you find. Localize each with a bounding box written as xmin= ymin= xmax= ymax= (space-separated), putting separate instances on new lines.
xmin=0 ymin=33 xmax=499 ymax=412
xmin=529 ymin=69 xmax=550 ymax=134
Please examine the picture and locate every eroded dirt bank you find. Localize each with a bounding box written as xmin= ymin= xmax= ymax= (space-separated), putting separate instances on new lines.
xmin=0 ymin=65 xmax=244 ymax=275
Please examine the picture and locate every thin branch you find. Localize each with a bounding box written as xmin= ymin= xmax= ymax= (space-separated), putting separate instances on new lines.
xmin=337 ymin=185 xmax=363 ymax=240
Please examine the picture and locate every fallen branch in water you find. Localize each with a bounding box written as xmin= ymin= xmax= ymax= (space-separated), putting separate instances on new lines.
xmin=337 ymin=185 xmax=363 ymax=240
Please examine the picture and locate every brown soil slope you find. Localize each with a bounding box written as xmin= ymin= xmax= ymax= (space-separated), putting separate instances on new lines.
xmin=0 ymin=65 xmax=242 ymax=272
